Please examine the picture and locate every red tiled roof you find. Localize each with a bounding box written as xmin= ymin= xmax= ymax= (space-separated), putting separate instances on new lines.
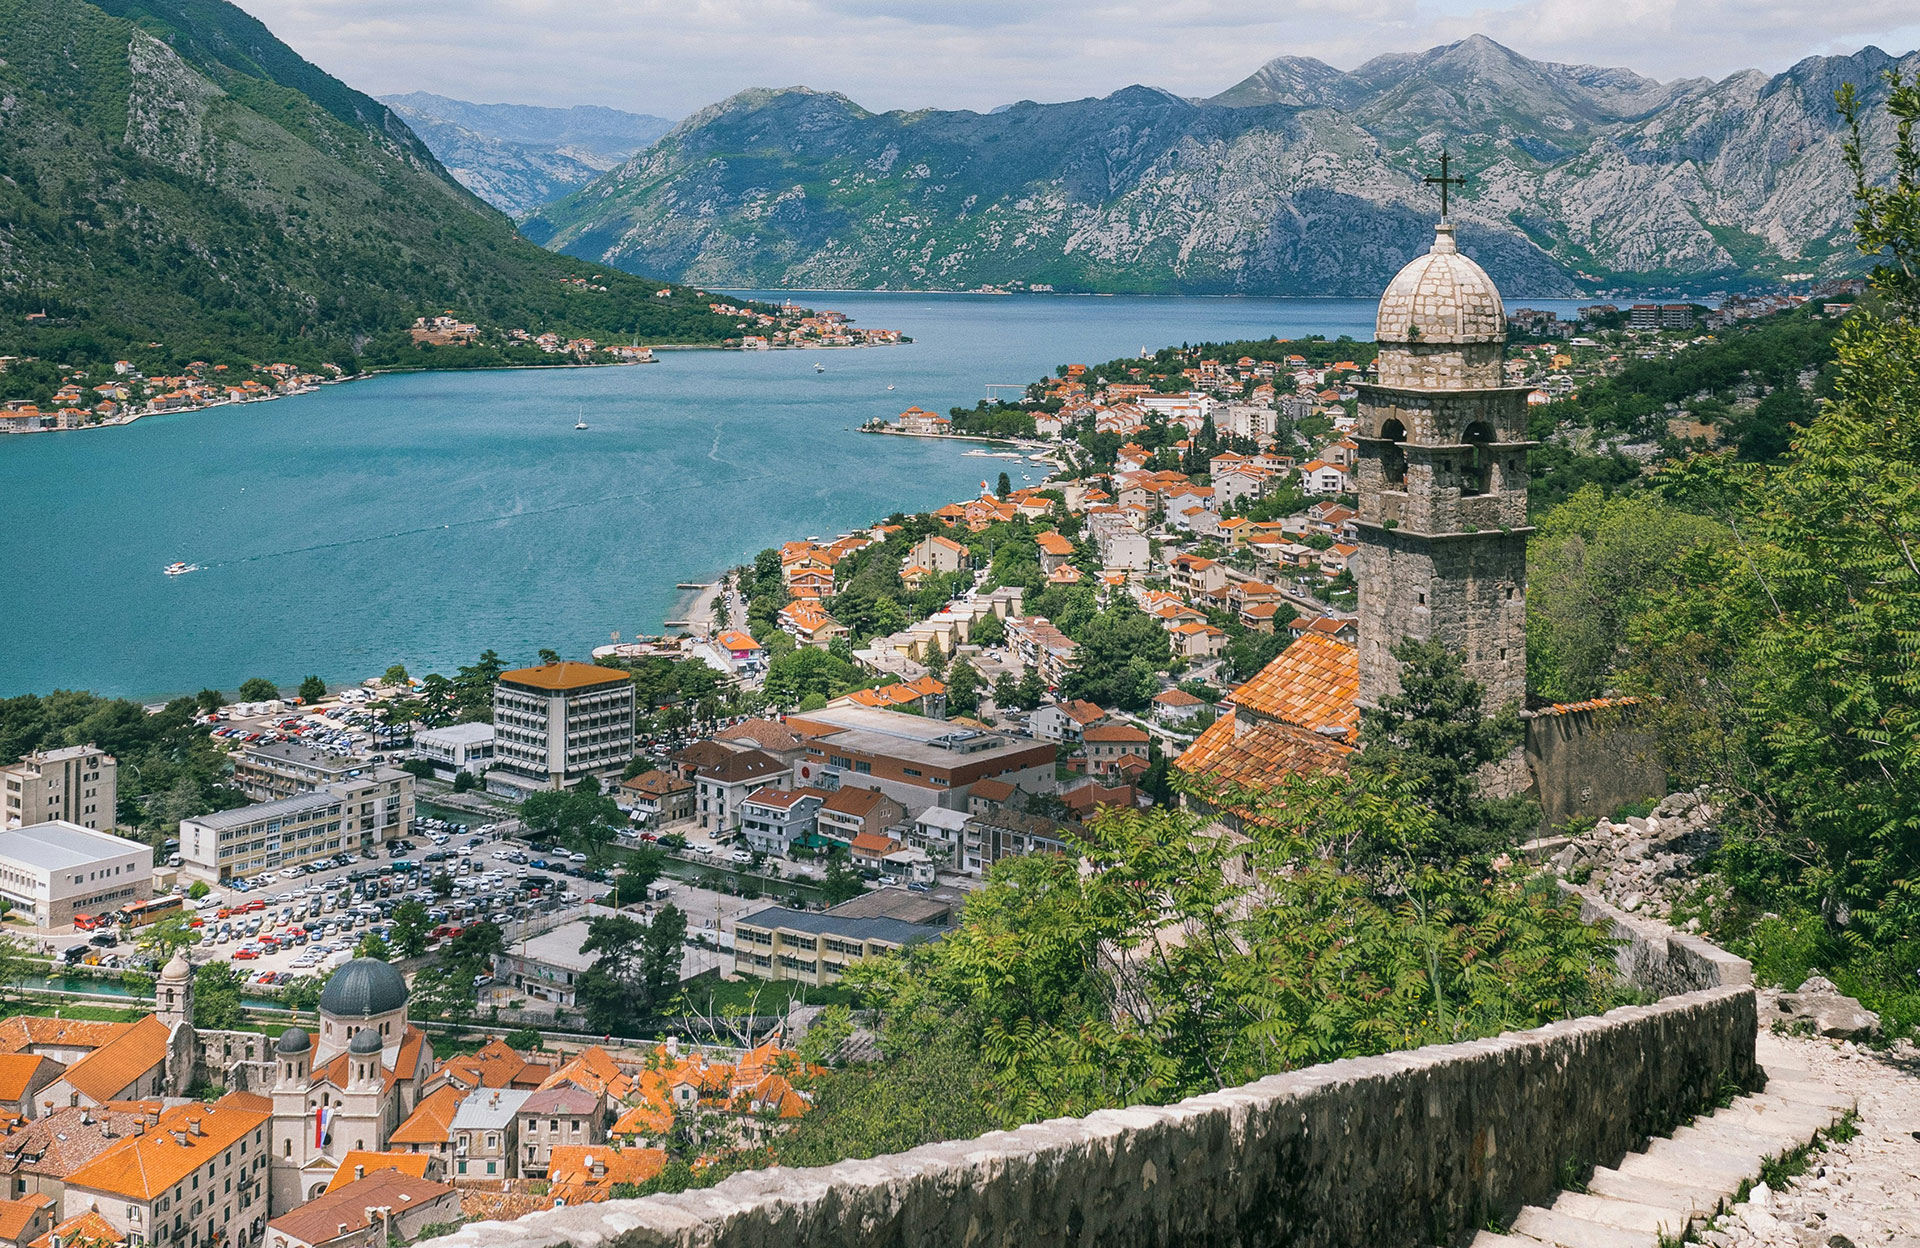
xmin=1226 ymin=633 xmax=1359 ymax=740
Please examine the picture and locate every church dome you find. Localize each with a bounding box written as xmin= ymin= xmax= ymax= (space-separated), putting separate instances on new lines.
xmin=1375 ymin=224 xmax=1505 ymax=344
xmin=349 ymin=1027 xmax=384 ymax=1055
xmin=318 ymin=958 xmax=409 ymax=1019
xmin=161 ymin=951 xmax=192 ymax=982
xmin=276 ymin=1026 xmax=312 ymax=1055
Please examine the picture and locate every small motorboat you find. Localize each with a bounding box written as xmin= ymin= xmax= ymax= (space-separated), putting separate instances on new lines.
xmin=886 ymin=383 xmax=895 ymax=390
xmin=814 ymin=363 xmax=826 ymax=373
xmin=163 ymin=562 xmax=196 ymax=577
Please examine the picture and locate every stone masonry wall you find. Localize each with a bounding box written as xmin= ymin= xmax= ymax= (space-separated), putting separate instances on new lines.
xmin=417 ymin=988 xmax=1756 ymax=1248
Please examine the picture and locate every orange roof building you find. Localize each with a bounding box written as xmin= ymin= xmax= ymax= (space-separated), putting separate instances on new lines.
xmin=545 ymin=1145 xmax=666 ymax=1203
xmin=28 ymin=1211 xmax=121 ymax=1248
xmin=54 ymin=1015 xmax=170 ymax=1107
xmin=64 ymin=1095 xmax=272 ymax=1216
xmin=324 ymin=1150 xmax=434 ymax=1192
xmin=497 ymin=662 xmax=631 ymax=692
xmin=1175 ymin=633 xmax=1359 ymax=804
xmin=390 ymin=1085 xmax=465 ymax=1153
xmin=0 ymin=1195 xmax=53 ymax=1248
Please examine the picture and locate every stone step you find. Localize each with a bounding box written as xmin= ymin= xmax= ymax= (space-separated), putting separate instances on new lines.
xmin=1622 ymin=1139 xmax=1752 ymax=1186
xmin=1548 ymin=1190 xmax=1691 ymax=1237
xmin=1508 ymin=1204 xmax=1654 ymax=1248
xmin=1470 ymin=1233 xmax=1540 ymax=1248
xmin=1586 ymin=1163 xmax=1726 ymax=1214
xmin=1670 ymin=1118 xmax=1807 ymax=1157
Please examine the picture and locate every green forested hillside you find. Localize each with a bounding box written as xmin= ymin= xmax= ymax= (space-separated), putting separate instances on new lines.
xmin=0 ymin=0 xmax=743 ymax=374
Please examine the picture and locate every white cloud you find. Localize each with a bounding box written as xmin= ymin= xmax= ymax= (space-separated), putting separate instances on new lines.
xmin=231 ymin=0 xmax=1920 ymax=119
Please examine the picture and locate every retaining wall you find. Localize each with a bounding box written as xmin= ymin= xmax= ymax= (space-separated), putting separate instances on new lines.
xmin=420 ymin=987 xmax=1756 ymax=1248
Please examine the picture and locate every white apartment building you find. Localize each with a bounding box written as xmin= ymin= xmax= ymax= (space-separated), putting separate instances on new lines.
xmin=490 ymin=664 xmax=635 ymax=791
xmin=1 ymin=745 xmax=116 ymax=831
xmin=0 ymin=820 xmax=152 ymax=927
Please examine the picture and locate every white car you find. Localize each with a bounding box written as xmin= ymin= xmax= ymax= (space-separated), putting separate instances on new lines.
xmin=693 ymin=844 xmax=714 ymax=856
xmin=567 ymin=852 xmax=587 ymax=863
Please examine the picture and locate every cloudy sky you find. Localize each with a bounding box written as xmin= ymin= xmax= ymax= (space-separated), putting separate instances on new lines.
xmin=236 ymin=0 xmax=1920 ymax=119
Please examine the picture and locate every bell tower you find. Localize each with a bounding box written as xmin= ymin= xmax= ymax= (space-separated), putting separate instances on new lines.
xmin=1354 ymin=218 xmax=1532 ymax=710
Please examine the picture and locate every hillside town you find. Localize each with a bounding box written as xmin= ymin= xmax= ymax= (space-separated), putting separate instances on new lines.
xmin=0 ymin=224 xmax=1901 ymax=1246
xmin=0 ymin=297 xmax=901 ymax=435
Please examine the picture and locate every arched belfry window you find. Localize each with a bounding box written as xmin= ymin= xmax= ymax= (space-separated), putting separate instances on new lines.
xmin=1379 ymin=418 xmax=1408 ymax=487
xmin=1461 ymin=422 xmax=1494 ymax=496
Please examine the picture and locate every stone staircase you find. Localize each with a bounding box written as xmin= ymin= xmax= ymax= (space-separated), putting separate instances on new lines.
xmin=1471 ymin=1040 xmax=1853 ymax=1247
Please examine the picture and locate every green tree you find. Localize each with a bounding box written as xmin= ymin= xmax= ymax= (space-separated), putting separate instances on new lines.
xmin=946 ymin=658 xmax=980 ymax=717
xmin=451 ymin=771 xmax=478 ymax=794
xmin=431 ymin=871 xmax=454 ymax=898
xmin=970 ymin=613 xmax=1006 ymax=647
xmin=236 ymin=675 xmax=278 ymax=706
xmin=410 ymin=965 xmax=477 ymax=1030
xmin=504 ymin=1027 xmax=543 ymax=1052
xmin=1060 ymin=601 xmax=1169 ymax=711
xmin=1525 ymin=486 xmax=1724 ymax=702
xmin=842 ymin=777 xmax=1616 ymax=1131
xmin=382 ymin=665 xmax=410 ymax=687
xmin=195 ymin=689 xmax=224 ymax=714
xmin=192 ymin=962 xmax=246 ymax=1029
xmin=1354 ymin=640 xmax=1532 ymax=862
xmin=577 ymin=906 xmax=687 ymax=1032
xmin=391 ymin=901 xmax=432 ymax=958
xmin=611 ymin=847 xmax=668 ymax=907
xmin=763 ymin=647 xmax=856 ymax=708
xmin=0 ymin=932 xmax=38 ymax=1001
xmin=297 ymin=676 xmax=328 ymax=704
xmin=355 ymin=932 xmax=391 ymax=961
xmin=186 ymin=880 xmax=211 ymax=900
xmin=820 ymin=854 xmax=865 ymax=905
xmin=996 ymin=471 xmax=1012 ymax=498
xmin=137 ymin=914 xmax=199 ymax=963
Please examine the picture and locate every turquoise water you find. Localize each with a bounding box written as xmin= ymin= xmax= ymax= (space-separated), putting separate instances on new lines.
xmin=0 ymin=292 xmax=1590 ymax=699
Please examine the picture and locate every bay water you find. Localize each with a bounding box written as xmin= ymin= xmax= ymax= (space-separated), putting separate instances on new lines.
xmin=0 ymin=292 xmax=1589 ymax=698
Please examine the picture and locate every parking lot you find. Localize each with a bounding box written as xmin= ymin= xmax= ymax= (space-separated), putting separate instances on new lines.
xmin=55 ymin=817 xmax=613 ymax=987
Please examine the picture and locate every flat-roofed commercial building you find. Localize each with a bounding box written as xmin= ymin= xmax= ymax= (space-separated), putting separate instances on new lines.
xmin=1 ymin=746 xmax=116 ymax=832
xmin=784 ymin=704 xmax=1055 ymax=817
xmin=231 ymin=741 xmax=373 ymax=802
xmin=178 ymin=768 xmax=412 ymax=880
xmin=732 ymin=905 xmax=946 ymax=987
xmin=490 ymin=664 xmax=634 ymax=791
xmin=0 ymin=821 xmax=151 ymax=927
xmin=411 ymin=723 xmax=495 ymax=778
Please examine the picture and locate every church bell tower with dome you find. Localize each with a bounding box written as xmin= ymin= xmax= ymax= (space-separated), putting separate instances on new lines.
xmin=1354 ymin=218 xmax=1533 ymax=711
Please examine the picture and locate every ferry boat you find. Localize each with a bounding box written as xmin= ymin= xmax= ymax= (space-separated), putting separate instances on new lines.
xmin=163 ymin=562 xmax=196 ymax=577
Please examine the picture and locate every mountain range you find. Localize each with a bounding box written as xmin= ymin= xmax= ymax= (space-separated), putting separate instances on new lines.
xmin=0 ymin=0 xmax=734 ymax=371
xmin=522 ymin=36 xmax=1917 ymax=296
xmin=379 ymin=93 xmax=674 ymax=216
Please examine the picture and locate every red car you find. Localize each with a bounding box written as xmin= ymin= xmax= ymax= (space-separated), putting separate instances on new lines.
xmin=231 ymin=949 xmax=258 ymax=961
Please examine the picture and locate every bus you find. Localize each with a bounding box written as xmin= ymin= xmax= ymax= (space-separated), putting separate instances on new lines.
xmin=117 ymin=895 xmax=185 ymax=929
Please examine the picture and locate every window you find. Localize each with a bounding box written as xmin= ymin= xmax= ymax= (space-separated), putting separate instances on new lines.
xmin=1461 ymin=422 xmax=1494 ymax=496
xmin=1379 ymin=418 xmax=1408 ymax=485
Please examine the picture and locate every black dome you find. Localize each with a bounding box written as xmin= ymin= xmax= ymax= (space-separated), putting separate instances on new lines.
xmin=349 ymin=1027 xmax=384 ymax=1055
xmin=276 ymin=1026 xmax=311 ymax=1054
xmin=318 ymin=958 xmax=409 ymax=1018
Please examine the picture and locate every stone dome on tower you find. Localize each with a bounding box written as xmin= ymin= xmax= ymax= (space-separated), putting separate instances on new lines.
xmin=275 ymin=1025 xmax=311 ymax=1055
xmin=1375 ymin=223 xmax=1505 ymax=345
xmin=318 ymin=957 xmax=409 ymax=1019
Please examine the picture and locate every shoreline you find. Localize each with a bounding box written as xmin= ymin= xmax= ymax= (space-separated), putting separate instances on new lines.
xmin=0 ymin=340 xmax=911 ymax=439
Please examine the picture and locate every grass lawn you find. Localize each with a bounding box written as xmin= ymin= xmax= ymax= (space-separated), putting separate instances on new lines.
xmin=0 ymin=998 xmax=152 ymax=1023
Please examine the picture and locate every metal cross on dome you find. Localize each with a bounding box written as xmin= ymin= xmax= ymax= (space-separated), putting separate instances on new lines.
xmin=1425 ymin=149 xmax=1466 ymax=219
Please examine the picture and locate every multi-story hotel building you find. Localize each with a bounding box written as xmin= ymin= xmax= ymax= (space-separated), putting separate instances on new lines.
xmin=179 ymin=770 xmax=413 ymax=881
xmin=490 ymin=664 xmax=634 ymax=791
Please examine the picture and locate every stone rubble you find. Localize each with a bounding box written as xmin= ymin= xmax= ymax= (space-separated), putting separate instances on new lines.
xmin=1761 ymin=977 xmax=1884 ymax=1043
xmin=1697 ymin=1033 xmax=1920 ymax=1248
xmin=1551 ymin=790 xmax=1721 ymax=921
